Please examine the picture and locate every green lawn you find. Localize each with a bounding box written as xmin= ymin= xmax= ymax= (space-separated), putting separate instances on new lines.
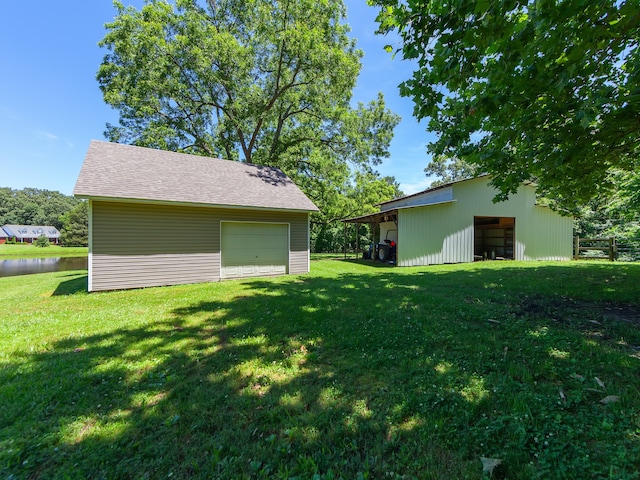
xmin=0 ymin=243 xmax=88 ymax=258
xmin=1 ymin=260 xmax=639 ymax=479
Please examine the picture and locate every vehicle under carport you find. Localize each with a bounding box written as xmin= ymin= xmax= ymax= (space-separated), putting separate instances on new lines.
xmin=341 ymin=209 xmax=399 ymax=264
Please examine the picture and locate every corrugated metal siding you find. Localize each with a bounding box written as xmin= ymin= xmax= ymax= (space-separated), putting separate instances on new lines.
xmin=398 ymin=202 xmax=473 ymax=266
xmin=516 ymin=206 xmax=573 ymax=260
xmin=90 ymin=202 xmax=310 ymax=291
xmin=398 ymin=177 xmax=572 ymax=266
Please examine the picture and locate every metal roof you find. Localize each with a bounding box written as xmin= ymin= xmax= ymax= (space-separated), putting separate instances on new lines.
xmin=73 ymin=140 xmax=319 ymax=212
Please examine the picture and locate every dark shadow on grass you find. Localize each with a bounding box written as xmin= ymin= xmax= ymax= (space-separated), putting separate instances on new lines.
xmin=52 ymin=274 xmax=88 ymax=296
xmin=2 ymin=263 xmax=639 ymax=479
xmin=339 ymin=257 xmax=398 ymax=268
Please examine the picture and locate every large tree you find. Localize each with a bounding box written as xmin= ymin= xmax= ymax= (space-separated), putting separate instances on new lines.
xmin=98 ymin=0 xmax=401 ymax=232
xmin=373 ymin=0 xmax=640 ymax=210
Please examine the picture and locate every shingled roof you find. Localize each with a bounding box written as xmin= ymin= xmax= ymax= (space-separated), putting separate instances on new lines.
xmin=74 ymin=141 xmax=318 ymax=212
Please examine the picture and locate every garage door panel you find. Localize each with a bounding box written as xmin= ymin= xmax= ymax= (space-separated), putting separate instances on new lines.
xmin=221 ymin=223 xmax=288 ymax=279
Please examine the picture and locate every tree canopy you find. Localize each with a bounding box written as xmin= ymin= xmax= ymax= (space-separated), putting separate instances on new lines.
xmin=0 ymin=187 xmax=79 ymax=230
xmin=373 ymin=0 xmax=640 ymax=210
xmin=98 ymin=0 xmax=401 ymax=234
xmin=60 ymin=202 xmax=89 ymax=247
xmin=423 ymin=155 xmax=481 ymax=187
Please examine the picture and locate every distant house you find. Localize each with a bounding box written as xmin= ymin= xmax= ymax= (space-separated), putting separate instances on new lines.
xmin=2 ymin=225 xmax=61 ymax=244
xmin=0 ymin=227 xmax=8 ymax=244
xmin=343 ymin=176 xmax=573 ymax=265
xmin=74 ymin=140 xmax=318 ymax=292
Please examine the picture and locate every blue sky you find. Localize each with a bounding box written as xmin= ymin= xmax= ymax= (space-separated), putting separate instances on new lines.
xmin=0 ymin=1 xmax=435 ymax=196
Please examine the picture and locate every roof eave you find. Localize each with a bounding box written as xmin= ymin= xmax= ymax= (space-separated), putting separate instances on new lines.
xmin=75 ymin=194 xmax=319 ymax=213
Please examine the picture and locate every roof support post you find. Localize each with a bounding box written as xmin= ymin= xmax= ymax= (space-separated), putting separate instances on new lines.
xmin=373 ymin=219 xmax=378 ymax=264
xmin=343 ymin=221 xmax=347 ymax=260
xmin=355 ymin=222 xmax=359 ymax=260
xmin=370 ymin=220 xmax=375 ymax=263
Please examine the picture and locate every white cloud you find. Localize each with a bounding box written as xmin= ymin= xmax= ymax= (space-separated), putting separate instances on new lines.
xmin=36 ymin=130 xmax=58 ymax=140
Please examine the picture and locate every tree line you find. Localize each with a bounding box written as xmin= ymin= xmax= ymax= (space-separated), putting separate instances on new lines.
xmin=0 ymin=188 xmax=88 ymax=246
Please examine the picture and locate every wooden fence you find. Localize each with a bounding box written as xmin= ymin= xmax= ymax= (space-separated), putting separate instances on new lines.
xmin=573 ymin=237 xmax=617 ymax=261
xmin=616 ymin=240 xmax=640 ymax=261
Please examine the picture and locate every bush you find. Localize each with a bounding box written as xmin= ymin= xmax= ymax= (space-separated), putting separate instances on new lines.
xmin=34 ymin=235 xmax=50 ymax=248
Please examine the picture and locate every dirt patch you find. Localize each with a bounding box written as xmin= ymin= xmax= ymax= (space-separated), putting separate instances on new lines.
xmin=600 ymin=303 xmax=640 ymax=325
xmin=514 ymin=295 xmax=640 ymax=326
xmin=513 ymin=296 xmax=640 ymax=356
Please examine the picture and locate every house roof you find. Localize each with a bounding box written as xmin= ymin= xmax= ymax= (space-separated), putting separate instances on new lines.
xmin=3 ymin=225 xmax=61 ymax=239
xmin=0 ymin=227 xmax=8 ymax=238
xmin=73 ymin=140 xmax=319 ymax=212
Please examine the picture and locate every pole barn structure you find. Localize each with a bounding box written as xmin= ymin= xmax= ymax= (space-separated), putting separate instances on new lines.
xmin=343 ymin=176 xmax=572 ymax=265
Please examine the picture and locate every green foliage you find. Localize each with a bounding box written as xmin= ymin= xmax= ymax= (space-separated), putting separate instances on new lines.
xmin=1 ymin=261 xmax=639 ymax=478
xmin=33 ymin=235 xmax=50 ymax=248
xmin=0 ymin=187 xmax=80 ymax=229
xmin=312 ymin=223 xmax=373 ymax=253
xmin=60 ymin=202 xmax=89 ymax=247
xmin=424 ymin=155 xmax=481 ymax=187
xmin=310 ymin=173 xmax=402 ymax=252
xmin=372 ymin=0 xmax=640 ymax=211
xmin=98 ymin=0 xmax=401 ymax=227
xmin=575 ymin=170 xmax=640 ymax=260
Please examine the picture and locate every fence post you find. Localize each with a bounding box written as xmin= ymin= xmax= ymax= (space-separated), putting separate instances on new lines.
xmin=609 ymin=237 xmax=615 ymax=262
xmin=574 ymin=236 xmax=580 ymax=260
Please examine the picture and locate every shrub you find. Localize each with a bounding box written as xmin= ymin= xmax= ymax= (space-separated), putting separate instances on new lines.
xmin=34 ymin=235 xmax=50 ymax=248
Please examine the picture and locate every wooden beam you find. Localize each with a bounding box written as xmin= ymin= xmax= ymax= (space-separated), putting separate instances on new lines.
xmin=343 ymin=222 xmax=347 ymax=260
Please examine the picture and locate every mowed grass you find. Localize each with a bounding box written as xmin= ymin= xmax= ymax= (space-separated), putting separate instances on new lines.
xmin=1 ymin=260 xmax=639 ymax=479
xmin=0 ymin=244 xmax=88 ymax=258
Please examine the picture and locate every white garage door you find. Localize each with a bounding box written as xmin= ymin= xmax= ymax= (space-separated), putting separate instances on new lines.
xmin=221 ymin=222 xmax=289 ymax=279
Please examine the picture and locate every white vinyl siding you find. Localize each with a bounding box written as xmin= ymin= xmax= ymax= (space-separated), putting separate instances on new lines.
xmin=221 ymin=222 xmax=289 ymax=279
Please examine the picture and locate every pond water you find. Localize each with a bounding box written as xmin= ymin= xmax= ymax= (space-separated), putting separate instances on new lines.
xmin=0 ymin=257 xmax=88 ymax=278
